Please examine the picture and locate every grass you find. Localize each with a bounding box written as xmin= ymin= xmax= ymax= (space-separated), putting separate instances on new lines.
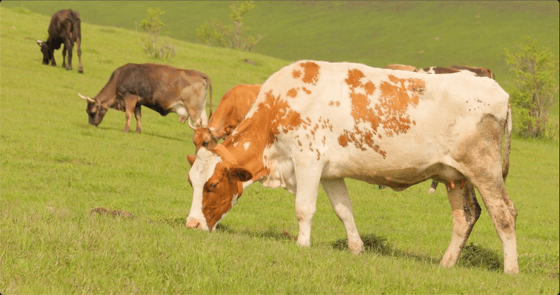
xmin=1 ymin=6 xmax=559 ymax=294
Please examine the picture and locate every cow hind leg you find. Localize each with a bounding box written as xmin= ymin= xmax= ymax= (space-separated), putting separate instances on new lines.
xmin=471 ymin=177 xmax=518 ymax=274
xmin=65 ymin=42 xmax=73 ymax=71
xmin=440 ymin=181 xmax=481 ymax=268
xmin=76 ymin=37 xmax=83 ymax=73
xmin=62 ymin=45 xmax=67 ymax=69
xmin=134 ymin=105 xmax=142 ymax=134
xmin=321 ymin=178 xmax=364 ymax=253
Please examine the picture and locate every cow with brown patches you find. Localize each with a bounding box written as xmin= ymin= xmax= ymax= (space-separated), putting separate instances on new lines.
xmin=36 ymin=9 xmax=83 ymax=73
xmin=385 ymin=63 xmax=497 ymax=193
xmin=191 ymin=84 xmax=261 ymax=152
xmin=186 ymin=60 xmax=518 ymax=274
xmin=78 ymin=63 xmax=212 ymax=133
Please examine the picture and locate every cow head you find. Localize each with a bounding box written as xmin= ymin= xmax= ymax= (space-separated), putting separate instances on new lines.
xmin=78 ymin=93 xmax=108 ymax=127
xmin=186 ymin=148 xmax=252 ymax=231
xmin=36 ymin=40 xmax=53 ymax=65
xmin=192 ymin=127 xmax=219 ymax=152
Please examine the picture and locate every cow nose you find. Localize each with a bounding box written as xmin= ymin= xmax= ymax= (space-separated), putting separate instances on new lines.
xmin=186 ymin=219 xmax=200 ymax=229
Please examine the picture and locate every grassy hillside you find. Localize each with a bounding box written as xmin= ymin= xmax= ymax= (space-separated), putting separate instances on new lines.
xmin=1 ymin=6 xmax=559 ymax=294
xmin=3 ymin=1 xmax=559 ymax=113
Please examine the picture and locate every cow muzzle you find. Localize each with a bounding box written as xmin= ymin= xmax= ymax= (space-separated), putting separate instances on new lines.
xmin=186 ymin=218 xmax=201 ymax=229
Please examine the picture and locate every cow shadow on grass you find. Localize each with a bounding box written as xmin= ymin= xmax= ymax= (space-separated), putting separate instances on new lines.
xmin=92 ymin=126 xmax=185 ymax=142
xmin=332 ymin=234 xmax=502 ymax=271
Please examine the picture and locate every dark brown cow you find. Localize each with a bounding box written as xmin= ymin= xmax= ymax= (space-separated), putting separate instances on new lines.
xmin=36 ymin=9 xmax=83 ymax=73
xmin=78 ymin=63 xmax=212 ymax=133
xmin=191 ymin=84 xmax=261 ymax=152
xmin=450 ymin=65 xmax=495 ymax=79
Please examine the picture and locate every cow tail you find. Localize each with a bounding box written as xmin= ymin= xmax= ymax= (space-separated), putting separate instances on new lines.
xmin=502 ymin=104 xmax=512 ymax=181
xmin=206 ymin=76 xmax=213 ymax=119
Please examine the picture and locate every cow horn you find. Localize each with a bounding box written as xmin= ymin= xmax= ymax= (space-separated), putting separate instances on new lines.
xmin=78 ymin=92 xmax=95 ymax=103
xmin=36 ymin=40 xmax=43 ymax=46
xmin=187 ymin=117 xmax=196 ymax=130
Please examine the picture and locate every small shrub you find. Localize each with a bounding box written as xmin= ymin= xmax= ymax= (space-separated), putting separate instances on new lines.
xmin=196 ymin=1 xmax=263 ymax=52
xmin=505 ymin=36 xmax=559 ymax=139
xmin=139 ymin=8 xmax=175 ymax=59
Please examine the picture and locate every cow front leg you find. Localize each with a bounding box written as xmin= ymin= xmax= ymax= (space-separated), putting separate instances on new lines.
xmin=441 ymin=180 xmax=480 ymax=268
xmin=294 ymin=166 xmax=322 ymax=248
xmin=134 ymin=105 xmax=142 ymax=134
xmin=321 ymin=178 xmax=364 ymax=253
xmin=50 ymin=50 xmax=57 ymax=67
xmin=122 ymin=94 xmax=139 ymax=133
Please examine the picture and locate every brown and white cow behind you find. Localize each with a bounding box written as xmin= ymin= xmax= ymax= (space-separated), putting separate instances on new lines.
xmin=186 ymin=60 xmax=517 ymax=273
xmin=191 ymin=84 xmax=261 ymax=152
xmin=37 ymin=9 xmax=83 ymax=73
xmin=78 ymin=63 xmax=212 ymax=133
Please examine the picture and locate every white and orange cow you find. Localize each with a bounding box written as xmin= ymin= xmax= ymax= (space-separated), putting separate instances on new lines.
xmin=190 ymin=84 xmax=261 ymax=152
xmin=186 ymin=60 xmax=517 ymax=274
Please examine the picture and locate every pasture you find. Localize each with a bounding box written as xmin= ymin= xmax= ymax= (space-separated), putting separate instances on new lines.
xmin=1 ymin=5 xmax=559 ymax=294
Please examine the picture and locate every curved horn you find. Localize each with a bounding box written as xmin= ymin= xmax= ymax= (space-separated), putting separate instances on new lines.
xmin=36 ymin=40 xmax=43 ymax=46
xmin=78 ymin=92 xmax=95 ymax=103
xmin=187 ymin=117 xmax=196 ymax=130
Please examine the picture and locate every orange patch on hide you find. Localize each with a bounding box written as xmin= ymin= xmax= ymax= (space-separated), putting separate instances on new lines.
xmin=339 ymin=70 xmax=424 ymax=158
xmin=287 ymin=88 xmax=298 ymax=98
xmin=298 ymin=62 xmax=320 ymax=85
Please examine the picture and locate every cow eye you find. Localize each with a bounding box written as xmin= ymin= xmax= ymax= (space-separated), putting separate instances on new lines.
xmin=205 ymin=181 xmax=218 ymax=192
xmin=203 ymin=142 xmax=209 ymax=147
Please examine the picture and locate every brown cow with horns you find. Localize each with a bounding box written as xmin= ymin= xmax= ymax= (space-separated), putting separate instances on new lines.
xmin=78 ymin=63 xmax=212 ymax=133
xmin=36 ymin=9 xmax=83 ymax=73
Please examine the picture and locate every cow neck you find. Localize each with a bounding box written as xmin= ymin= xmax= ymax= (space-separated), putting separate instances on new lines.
xmin=214 ymin=142 xmax=269 ymax=182
xmin=213 ymin=144 xmax=245 ymax=195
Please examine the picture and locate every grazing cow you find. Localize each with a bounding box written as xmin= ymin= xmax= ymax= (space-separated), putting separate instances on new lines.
xmin=78 ymin=63 xmax=212 ymax=133
xmin=186 ymin=60 xmax=518 ymax=274
xmin=36 ymin=9 xmax=83 ymax=73
xmin=385 ymin=64 xmax=497 ymax=193
xmin=191 ymin=84 xmax=261 ymax=152
xmin=450 ymin=65 xmax=495 ymax=79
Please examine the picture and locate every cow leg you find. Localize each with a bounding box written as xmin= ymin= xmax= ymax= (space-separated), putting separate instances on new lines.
xmin=76 ymin=37 xmax=83 ymax=73
xmin=440 ymin=181 xmax=481 ymax=268
xmin=65 ymin=41 xmax=73 ymax=71
xmin=62 ymin=44 xmax=67 ymax=69
xmin=293 ymin=166 xmax=322 ymax=248
xmin=50 ymin=50 xmax=57 ymax=67
xmin=470 ymin=177 xmax=518 ymax=274
xmin=321 ymin=178 xmax=364 ymax=253
xmin=428 ymin=180 xmax=439 ymax=194
xmin=122 ymin=94 xmax=139 ymax=133
xmin=134 ymin=105 xmax=142 ymax=134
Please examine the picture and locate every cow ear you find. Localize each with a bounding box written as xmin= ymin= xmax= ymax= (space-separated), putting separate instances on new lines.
xmin=229 ymin=166 xmax=252 ymax=182
xmin=187 ymin=155 xmax=196 ymax=166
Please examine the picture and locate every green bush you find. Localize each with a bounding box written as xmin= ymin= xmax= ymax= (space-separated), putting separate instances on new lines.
xmin=505 ymin=37 xmax=559 ymax=139
xmin=196 ymin=1 xmax=263 ymax=52
xmin=139 ymin=7 xmax=175 ymax=59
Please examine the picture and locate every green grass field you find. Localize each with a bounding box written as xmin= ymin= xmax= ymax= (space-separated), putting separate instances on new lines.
xmin=1 ymin=5 xmax=559 ymax=294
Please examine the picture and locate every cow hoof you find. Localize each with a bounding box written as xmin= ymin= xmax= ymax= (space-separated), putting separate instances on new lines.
xmin=78 ymin=68 xmax=84 ymax=74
